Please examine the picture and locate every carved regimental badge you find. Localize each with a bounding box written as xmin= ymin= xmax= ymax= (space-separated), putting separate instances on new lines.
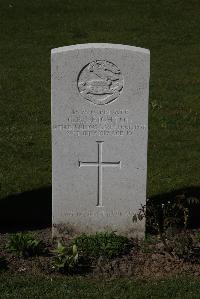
xmin=77 ymin=60 xmax=124 ymax=105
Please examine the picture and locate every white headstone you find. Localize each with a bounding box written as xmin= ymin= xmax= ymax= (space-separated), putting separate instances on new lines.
xmin=51 ymin=43 xmax=150 ymax=237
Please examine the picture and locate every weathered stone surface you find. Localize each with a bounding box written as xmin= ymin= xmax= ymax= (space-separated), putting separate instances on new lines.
xmin=51 ymin=43 xmax=150 ymax=237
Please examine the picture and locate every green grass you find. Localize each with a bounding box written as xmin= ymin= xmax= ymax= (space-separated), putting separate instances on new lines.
xmin=1 ymin=273 xmax=200 ymax=299
xmin=0 ymin=0 xmax=199 ymax=199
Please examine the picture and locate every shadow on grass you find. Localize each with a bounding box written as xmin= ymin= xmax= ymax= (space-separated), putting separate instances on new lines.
xmin=0 ymin=257 xmax=8 ymax=271
xmin=0 ymin=186 xmax=51 ymax=233
xmin=0 ymin=186 xmax=200 ymax=234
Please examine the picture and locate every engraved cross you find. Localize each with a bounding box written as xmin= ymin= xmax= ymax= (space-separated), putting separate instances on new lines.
xmin=79 ymin=141 xmax=121 ymax=207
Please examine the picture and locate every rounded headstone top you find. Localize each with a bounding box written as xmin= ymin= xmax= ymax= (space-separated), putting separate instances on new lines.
xmin=51 ymin=43 xmax=150 ymax=55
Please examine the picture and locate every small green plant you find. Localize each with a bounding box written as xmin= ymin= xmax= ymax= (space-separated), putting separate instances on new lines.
xmin=6 ymin=232 xmax=46 ymax=257
xmin=133 ymin=196 xmax=200 ymax=257
xmin=73 ymin=232 xmax=132 ymax=259
xmin=139 ymin=235 xmax=158 ymax=254
xmin=150 ymin=100 xmax=162 ymax=111
xmin=133 ymin=196 xmax=200 ymax=236
xmin=168 ymin=231 xmax=193 ymax=258
xmin=52 ymin=242 xmax=79 ymax=274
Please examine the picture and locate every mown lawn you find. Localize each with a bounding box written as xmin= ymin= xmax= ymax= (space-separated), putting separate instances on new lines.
xmin=0 ymin=0 xmax=199 ymax=199
xmin=1 ymin=273 xmax=200 ymax=299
